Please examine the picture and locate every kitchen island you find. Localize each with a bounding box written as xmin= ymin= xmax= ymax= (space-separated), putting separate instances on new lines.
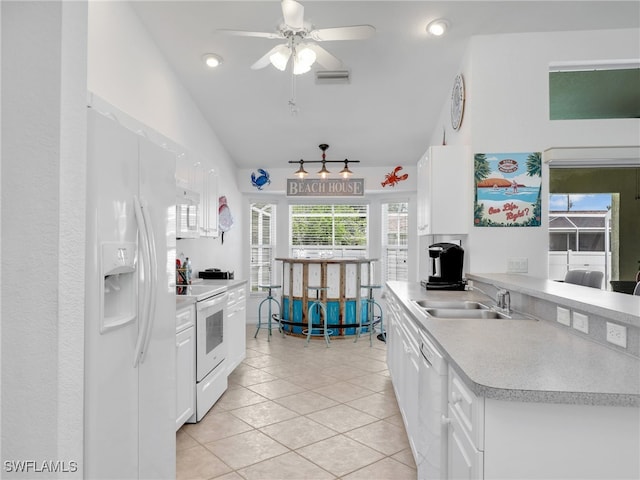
xmin=386 ymin=277 xmax=639 ymax=479
xmin=275 ymin=257 xmax=376 ymax=336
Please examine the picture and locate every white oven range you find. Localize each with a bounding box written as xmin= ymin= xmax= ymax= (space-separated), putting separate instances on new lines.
xmin=177 ymin=284 xmax=228 ymax=422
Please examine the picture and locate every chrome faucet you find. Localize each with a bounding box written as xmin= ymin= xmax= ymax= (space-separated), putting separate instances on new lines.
xmin=496 ymin=289 xmax=511 ymax=315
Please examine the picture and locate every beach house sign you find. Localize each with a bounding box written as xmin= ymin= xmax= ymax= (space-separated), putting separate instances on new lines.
xmin=287 ymin=178 xmax=365 ymax=197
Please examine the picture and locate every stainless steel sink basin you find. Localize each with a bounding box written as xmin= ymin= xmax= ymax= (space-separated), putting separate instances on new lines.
xmin=413 ymin=300 xmax=490 ymax=310
xmin=424 ymin=308 xmax=512 ymax=319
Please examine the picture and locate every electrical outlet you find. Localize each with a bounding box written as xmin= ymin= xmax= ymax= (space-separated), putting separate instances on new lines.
xmin=572 ymin=312 xmax=589 ymax=334
xmin=507 ymin=257 xmax=528 ymax=273
xmin=557 ymin=307 xmax=571 ymax=326
xmin=606 ymin=322 xmax=627 ymax=348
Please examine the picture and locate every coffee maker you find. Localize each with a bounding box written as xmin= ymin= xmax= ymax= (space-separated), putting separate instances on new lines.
xmin=425 ymin=242 xmax=466 ymax=290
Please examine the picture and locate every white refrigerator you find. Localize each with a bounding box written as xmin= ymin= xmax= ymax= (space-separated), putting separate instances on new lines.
xmin=85 ymin=100 xmax=176 ymax=478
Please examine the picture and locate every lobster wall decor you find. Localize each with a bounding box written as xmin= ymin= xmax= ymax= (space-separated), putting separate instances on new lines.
xmin=381 ymin=166 xmax=408 ymax=187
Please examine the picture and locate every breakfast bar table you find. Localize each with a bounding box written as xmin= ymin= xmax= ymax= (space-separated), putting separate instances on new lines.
xmin=275 ymin=257 xmax=377 ymax=337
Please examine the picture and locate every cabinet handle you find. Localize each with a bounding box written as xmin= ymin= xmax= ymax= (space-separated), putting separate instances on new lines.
xmin=441 ymin=415 xmax=451 ymax=426
xmin=451 ymin=392 xmax=462 ymax=404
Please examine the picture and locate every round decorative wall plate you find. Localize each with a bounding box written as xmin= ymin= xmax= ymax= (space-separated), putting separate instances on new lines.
xmin=451 ymin=73 xmax=465 ymax=131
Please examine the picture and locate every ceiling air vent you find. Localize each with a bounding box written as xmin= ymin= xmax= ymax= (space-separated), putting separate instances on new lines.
xmin=315 ymin=70 xmax=350 ymax=84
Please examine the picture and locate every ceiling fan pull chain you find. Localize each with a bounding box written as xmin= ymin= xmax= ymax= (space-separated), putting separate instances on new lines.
xmin=289 ymin=64 xmax=299 ymax=115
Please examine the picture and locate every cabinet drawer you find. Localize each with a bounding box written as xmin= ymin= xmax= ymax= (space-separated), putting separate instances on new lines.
xmin=448 ymin=404 xmax=484 ymax=480
xmin=449 ymin=367 xmax=484 ymax=450
xmin=227 ymin=285 xmax=247 ymax=306
xmin=176 ymin=305 xmax=195 ymax=333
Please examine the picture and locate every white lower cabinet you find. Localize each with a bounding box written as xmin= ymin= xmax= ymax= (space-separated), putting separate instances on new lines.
xmin=388 ymin=290 xmax=640 ymax=479
xmin=447 ymin=405 xmax=483 ymax=480
xmin=176 ymin=305 xmax=195 ymax=430
xmin=446 ymin=367 xmax=484 ymax=480
xmin=385 ymin=291 xmax=420 ymax=459
xmin=225 ymin=283 xmax=247 ymax=375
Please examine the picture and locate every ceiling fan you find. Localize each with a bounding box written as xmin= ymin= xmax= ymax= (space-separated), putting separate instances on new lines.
xmin=218 ymin=0 xmax=375 ymax=75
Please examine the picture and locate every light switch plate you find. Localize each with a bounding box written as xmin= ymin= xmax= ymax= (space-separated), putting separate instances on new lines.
xmin=557 ymin=307 xmax=571 ymax=326
xmin=507 ymin=257 xmax=528 ymax=273
xmin=572 ymin=312 xmax=589 ymax=334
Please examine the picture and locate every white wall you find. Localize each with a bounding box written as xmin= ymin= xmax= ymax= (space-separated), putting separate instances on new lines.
xmin=2 ymin=1 xmax=87 ymax=474
xmin=88 ymin=1 xmax=243 ymax=276
xmin=426 ymin=28 xmax=640 ymax=279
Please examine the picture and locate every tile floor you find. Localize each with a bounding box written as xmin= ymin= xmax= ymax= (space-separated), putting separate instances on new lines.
xmin=176 ymin=329 xmax=417 ymax=479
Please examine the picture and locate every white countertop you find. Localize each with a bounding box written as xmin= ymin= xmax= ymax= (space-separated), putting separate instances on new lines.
xmin=175 ymin=279 xmax=247 ymax=308
xmin=386 ymin=280 xmax=640 ymax=407
xmin=467 ymin=273 xmax=640 ymax=328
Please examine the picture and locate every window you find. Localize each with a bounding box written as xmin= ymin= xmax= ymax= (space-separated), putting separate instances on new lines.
xmin=382 ymin=202 xmax=409 ymax=281
xmin=250 ymin=203 xmax=276 ymax=293
xmin=290 ymin=204 xmax=368 ymax=257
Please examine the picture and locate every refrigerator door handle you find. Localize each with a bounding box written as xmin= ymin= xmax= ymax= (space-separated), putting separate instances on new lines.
xmin=139 ymin=196 xmax=158 ymax=363
xmin=133 ymin=195 xmax=152 ymax=367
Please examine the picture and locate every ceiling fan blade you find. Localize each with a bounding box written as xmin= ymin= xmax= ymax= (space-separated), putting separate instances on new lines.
xmin=306 ymin=44 xmax=344 ymax=70
xmin=281 ymin=0 xmax=305 ymax=30
xmin=309 ymin=25 xmax=376 ymax=41
xmin=217 ymin=29 xmax=284 ymax=40
xmin=251 ymin=44 xmax=290 ymax=71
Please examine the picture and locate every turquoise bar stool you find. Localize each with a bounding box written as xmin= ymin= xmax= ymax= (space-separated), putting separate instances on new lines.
xmin=356 ymin=284 xmax=384 ymax=345
xmin=304 ymin=286 xmax=332 ymax=347
xmin=254 ymin=284 xmax=282 ymax=341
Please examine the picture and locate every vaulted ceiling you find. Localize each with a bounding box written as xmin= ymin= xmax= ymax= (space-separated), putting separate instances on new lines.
xmin=131 ymin=1 xmax=640 ymax=169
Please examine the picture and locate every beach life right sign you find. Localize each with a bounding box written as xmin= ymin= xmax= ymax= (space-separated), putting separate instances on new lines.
xmin=474 ymin=152 xmax=542 ymax=227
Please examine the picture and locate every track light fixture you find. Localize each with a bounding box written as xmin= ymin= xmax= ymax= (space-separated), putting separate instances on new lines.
xmin=289 ymin=144 xmax=360 ymax=178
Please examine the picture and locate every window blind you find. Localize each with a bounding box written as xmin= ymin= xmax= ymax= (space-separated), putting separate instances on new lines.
xmin=250 ymin=203 xmax=276 ymax=292
xmin=290 ymin=204 xmax=368 ymax=257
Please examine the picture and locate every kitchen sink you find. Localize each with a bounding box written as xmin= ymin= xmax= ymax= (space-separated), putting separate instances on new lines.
xmin=424 ymin=308 xmax=508 ymax=319
xmin=413 ymin=300 xmax=490 ymax=310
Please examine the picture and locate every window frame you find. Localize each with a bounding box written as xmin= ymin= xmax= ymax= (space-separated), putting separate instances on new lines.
xmin=249 ymin=202 xmax=277 ymax=293
xmin=288 ymin=202 xmax=369 ymax=258
xmin=381 ymin=201 xmax=409 ymax=282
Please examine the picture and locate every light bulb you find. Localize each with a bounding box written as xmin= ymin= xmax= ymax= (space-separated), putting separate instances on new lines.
xmin=203 ymin=54 xmax=223 ymax=68
xmin=293 ymin=62 xmax=312 ymax=75
xmin=270 ymin=48 xmax=290 ymax=71
xmin=426 ymin=19 xmax=449 ymax=37
xmin=293 ymin=45 xmax=316 ymax=75
xmin=297 ymin=46 xmax=316 ymax=66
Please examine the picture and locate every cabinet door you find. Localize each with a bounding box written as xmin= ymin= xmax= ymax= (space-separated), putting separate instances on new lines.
xmin=416 ymin=154 xmax=430 ymax=235
xmin=226 ymin=287 xmax=246 ymax=374
xmin=200 ymin=168 xmax=219 ymax=238
xmin=176 ymin=326 xmax=195 ymax=430
xmin=448 ymin=406 xmax=484 ymax=480
xmin=417 ymin=146 xmax=470 ymax=235
xmin=385 ymin=296 xmax=400 ymax=378
xmin=404 ymin=339 xmax=420 ymax=453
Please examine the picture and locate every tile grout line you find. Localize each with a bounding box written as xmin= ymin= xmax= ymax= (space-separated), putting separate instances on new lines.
xmin=177 ymin=333 xmax=415 ymax=479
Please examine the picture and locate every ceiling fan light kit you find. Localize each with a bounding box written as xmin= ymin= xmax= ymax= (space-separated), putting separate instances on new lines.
xmin=219 ymin=0 xmax=375 ymax=75
xmin=289 ymin=144 xmax=360 ymax=178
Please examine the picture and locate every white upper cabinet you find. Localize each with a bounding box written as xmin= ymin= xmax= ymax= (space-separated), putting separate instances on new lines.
xmin=198 ymin=166 xmax=219 ymax=238
xmin=417 ymin=146 xmax=470 ymax=235
xmin=175 ymin=153 xmax=219 ymax=239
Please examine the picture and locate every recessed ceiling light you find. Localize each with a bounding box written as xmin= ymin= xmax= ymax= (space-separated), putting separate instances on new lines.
xmin=426 ymin=19 xmax=449 ymax=37
xmin=202 ymin=54 xmax=223 ymax=68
